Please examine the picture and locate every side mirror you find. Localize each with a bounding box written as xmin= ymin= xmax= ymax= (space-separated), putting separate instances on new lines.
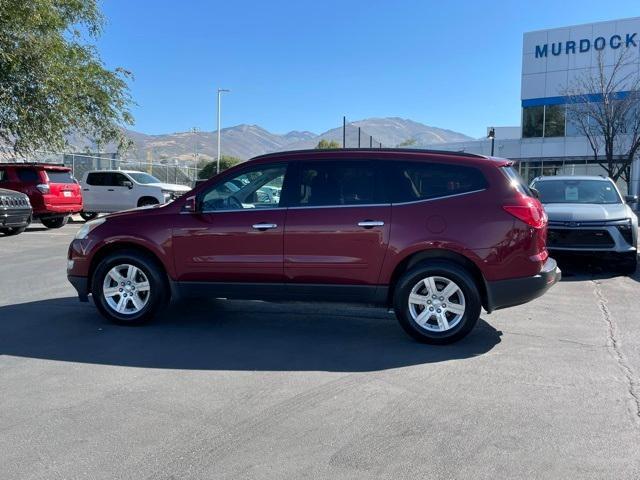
xmin=625 ymin=195 xmax=638 ymax=204
xmin=182 ymin=195 xmax=197 ymax=213
xmin=122 ymin=180 xmax=133 ymax=189
xmin=530 ymin=187 xmax=540 ymax=199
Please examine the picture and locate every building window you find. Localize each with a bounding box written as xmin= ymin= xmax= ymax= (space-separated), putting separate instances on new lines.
xmin=544 ymin=105 xmax=566 ymax=137
xmin=522 ymin=106 xmax=544 ymax=138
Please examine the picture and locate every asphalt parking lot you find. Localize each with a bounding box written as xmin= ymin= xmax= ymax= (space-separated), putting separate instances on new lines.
xmin=1 ymin=221 xmax=640 ymax=479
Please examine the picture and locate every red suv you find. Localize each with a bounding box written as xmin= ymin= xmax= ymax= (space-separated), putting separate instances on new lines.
xmin=0 ymin=163 xmax=82 ymax=228
xmin=67 ymin=149 xmax=560 ymax=344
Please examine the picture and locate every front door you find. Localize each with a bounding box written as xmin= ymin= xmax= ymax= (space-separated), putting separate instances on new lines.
xmin=173 ymin=163 xmax=289 ymax=283
xmin=284 ymin=160 xmax=391 ymax=286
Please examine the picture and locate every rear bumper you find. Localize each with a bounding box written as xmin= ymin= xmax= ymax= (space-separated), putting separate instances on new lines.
xmin=35 ymin=203 xmax=83 ymax=216
xmin=485 ymin=258 xmax=561 ymax=312
xmin=68 ymin=275 xmax=89 ymax=302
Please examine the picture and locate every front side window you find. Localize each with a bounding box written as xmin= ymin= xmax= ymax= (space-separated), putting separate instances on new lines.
xmin=389 ymin=162 xmax=488 ymax=203
xmin=522 ymin=106 xmax=544 ymax=138
xmin=0 ymin=168 xmax=7 ymax=182
xmin=201 ymin=164 xmax=286 ymax=211
xmin=291 ymin=162 xmax=376 ymax=207
xmin=532 ymin=179 xmax=621 ymax=204
xmin=106 ymin=173 xmax=131 ymax=187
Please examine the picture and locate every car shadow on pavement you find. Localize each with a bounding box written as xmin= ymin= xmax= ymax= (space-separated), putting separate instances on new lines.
xmin=555 ymin=252 xmax=640 ymax=284
xmin=0 ymin=297 xmax=501 ymax=372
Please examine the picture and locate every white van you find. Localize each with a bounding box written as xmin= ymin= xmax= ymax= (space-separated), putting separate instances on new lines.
xmin=79 ymin=170 xmax=191 ymax=220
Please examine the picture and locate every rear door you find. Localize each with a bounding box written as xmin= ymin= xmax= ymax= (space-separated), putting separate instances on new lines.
xmin=283 ymin=160 xmax=391 ymax=289
xmin=82 ymin=172 xmax=109 ymax=212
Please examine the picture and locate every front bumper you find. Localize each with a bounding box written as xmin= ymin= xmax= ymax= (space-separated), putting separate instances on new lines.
xmin=485 ymin=257 xmax=561 ymax=312
xmin=1 ymin=209 xmax=31 ymax=227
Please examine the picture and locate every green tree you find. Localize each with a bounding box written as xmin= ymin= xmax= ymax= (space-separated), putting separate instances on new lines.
xmin=0 ymin=0 xmax=133 ymax=156
xmin=198 ymin=156 xmax=241 ymax=179
xmin=316 ymin=139 xmax=341 ymax=149
xmin=398 ymin=138 xmax=417 ymax=147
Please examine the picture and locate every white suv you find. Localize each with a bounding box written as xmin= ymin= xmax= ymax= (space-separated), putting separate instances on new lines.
xmin=79 ymin=170 xmax=191 ymax=220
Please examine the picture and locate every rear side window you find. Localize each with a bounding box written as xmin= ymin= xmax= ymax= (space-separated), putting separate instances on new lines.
xmin=86 ymin=173 xmax=106 ymax=186
xmin=46 ymin=170 xmax=74 ymax=184
xmin=291 ymin=162 xmax=377 ymax=207
xmin=16 ymin=168 xmax=40 ymax=183
xmin=388 ymin=162 xmax=488 ymax=203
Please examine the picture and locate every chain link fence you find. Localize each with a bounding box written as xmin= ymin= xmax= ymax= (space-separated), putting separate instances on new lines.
xmin=2 ymin=151 xmax=199 ymax=187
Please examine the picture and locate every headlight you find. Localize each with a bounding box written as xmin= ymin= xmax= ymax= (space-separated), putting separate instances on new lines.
xmin=162 ymin=190 xmax=176 ymax=201
xmin=75 ymin=218 xmax=106 ymax=240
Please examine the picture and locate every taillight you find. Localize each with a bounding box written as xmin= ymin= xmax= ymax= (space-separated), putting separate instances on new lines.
xmin=503 ymin=195 xmax=547 ymax=229
xmin=36 ymin=183 xmax=50 ymax=194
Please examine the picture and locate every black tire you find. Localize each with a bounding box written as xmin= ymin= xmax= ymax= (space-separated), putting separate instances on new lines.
xmin=138 ymin=198 xmax=159 ymax=208
xmin=41 ymin=216 xmax=68 ymax=229
xmin=80 ymin=211 xmax=99 ymax=221
xmin=617 ymin=252 xmax=638 ymax=275
xmin=0 ymin=226 xmax=26 ymax=236
xmin=91 ymin=250 xmax=169 ymax=325
xmin=393 ymin=261 xmax=482 ymax=344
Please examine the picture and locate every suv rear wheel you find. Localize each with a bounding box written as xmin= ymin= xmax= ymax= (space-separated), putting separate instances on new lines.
xmin=91 ymin=250 xmax=168 ymax=325
xmin=41 ymin=216 xmax=68 ymax=229
xmin=393 ymin=261 xmax=481 ymax=344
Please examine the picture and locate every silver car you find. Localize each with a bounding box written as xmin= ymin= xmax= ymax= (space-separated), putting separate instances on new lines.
xmin=530 ymin=175 xmax=638 ymax=274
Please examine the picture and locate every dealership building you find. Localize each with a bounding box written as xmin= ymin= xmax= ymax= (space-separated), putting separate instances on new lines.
xmin=437 ymin=16 xmax=640 ymax=198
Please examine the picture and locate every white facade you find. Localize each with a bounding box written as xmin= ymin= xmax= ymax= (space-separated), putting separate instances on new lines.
xmin=437 ymin=17 xmax=640 ymax=197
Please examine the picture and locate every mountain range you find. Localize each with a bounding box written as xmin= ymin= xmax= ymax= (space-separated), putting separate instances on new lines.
xmin=115 ymin=117 xmax=473 ymax=163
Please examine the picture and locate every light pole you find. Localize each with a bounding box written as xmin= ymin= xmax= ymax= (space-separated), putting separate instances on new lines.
xmin=216 ymin=88 xmax=230 ymax=174
xmin=487 ymin=127 xmax=496 ymax=156
xmin=192 ymin=127 xmax=199 ymax=180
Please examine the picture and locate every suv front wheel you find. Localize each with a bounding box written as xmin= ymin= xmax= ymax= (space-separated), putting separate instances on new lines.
xmin=91 ymin=250 xmax=168 ymax=325
xmin=393 ymin=261 xmax=482 ymax=344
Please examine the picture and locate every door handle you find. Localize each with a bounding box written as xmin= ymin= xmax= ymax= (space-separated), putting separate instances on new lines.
xmin=357 ymin=220 xmax=384 ymax=228
xmin=83 ymin=188 xmax=89 ymax=191
xmin=252 ymin=223 xmax=278 ymax=231
xmin=107 ymin=189 xmax=114 ymax=191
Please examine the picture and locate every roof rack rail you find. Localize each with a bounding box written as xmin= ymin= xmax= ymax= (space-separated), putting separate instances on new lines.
xmin=250 ymin=148 xmax=487 ymax=161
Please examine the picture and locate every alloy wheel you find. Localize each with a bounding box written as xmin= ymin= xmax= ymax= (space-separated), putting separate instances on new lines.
xmin=408 ymin=276 xmax=466 ymax=332
xmin=102 ymin=264 xmax=151 ymax=315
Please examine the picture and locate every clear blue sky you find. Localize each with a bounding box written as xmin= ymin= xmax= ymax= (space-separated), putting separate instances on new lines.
xmin=97 ymin=0 xmax=640 ymax=138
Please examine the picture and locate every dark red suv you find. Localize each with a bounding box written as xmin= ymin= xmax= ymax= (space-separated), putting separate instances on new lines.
xmin=67 ymin=149 xmax=560 ymax=344
xmin=0 ymin=163 xmax=82 ymax=228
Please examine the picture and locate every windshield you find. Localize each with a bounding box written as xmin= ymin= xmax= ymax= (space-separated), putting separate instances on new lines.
xmin=127 ymin=172 xmax=161 ymax=184
xmin=532 ymin=179 xmax=621 ymax=204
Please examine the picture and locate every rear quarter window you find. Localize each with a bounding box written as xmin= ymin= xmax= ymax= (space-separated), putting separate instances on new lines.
xmin=502 ymin=166 xmax=532 ymax=196
xmin=16 ymin=168 xmax=40 ymax=183
xmin=388 ymin=161 xmax=488 ymax=203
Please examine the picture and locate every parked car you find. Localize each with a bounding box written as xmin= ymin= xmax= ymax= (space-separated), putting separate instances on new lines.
xmin=0 ymin=188 xmax=32 ymax=236
xmin=0 ymin=163 xmax=82 ymax=228
xmin=530 ymin=176 xmax=638 ymax=274
xmin=67 ymin=149 xmax=560 ymax=344
xmin=79 ymin=170 xmax=191 ymax=220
